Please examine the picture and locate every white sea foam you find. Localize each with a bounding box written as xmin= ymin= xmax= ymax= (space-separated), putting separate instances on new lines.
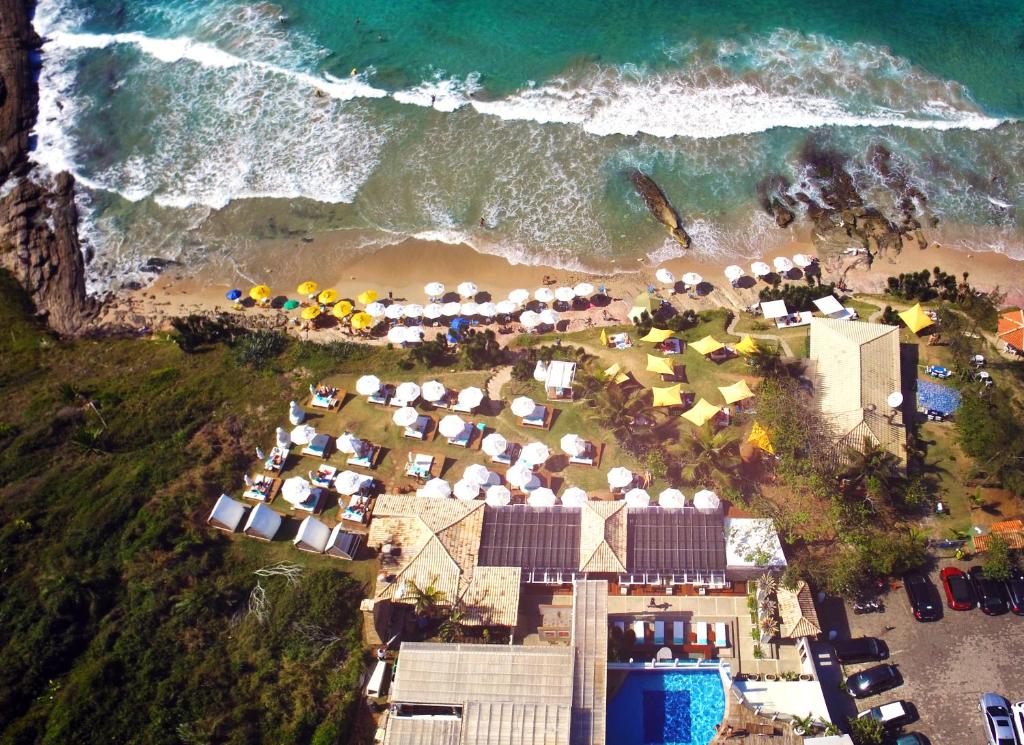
xmin=393 ymin=71 xmax=481 ymax=113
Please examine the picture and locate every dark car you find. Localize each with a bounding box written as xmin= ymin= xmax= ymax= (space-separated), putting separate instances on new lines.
xmin=970 ymin=566 xmax=1009 ymax=616
xmin=903 ymin=572 xmax=941 ymax=622
xmin=833 ymin=637 xmax=889 ymax=664
xmin=846 ymin=664 xmax=901 ymax=698
xmin=1005 ymin=571 xmax=1024 ymax=616
xmin=940 ymin=566 xmax=975 ymax=611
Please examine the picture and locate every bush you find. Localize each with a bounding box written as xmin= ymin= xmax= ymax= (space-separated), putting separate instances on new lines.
xmin=233 ymin=330 xmax=288 ymax=369
xmin=847 ymin=714 xmax=885 ymax=745
xmin=983 ymin=534 xmax=1014 ymax=582
xmin=170 ymin=314 xmax=240 ymax=352
xmin=758 ymin=282 xmax=838 ymax=312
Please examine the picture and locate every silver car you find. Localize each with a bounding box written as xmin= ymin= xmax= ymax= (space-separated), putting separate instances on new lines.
xmin=980 ymin=693 xmax=1018 ymax=745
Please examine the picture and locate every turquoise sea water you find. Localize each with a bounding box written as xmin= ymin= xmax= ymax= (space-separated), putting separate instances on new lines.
xmin=30 ymin=0 xmax=1024 ymax=288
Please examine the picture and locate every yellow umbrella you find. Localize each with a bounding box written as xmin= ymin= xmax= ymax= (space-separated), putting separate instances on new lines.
xmin=317 ymin=288 xmax=339 ymax=304
xmin=646 ymin=354 xmax=676 ymax=376
xmin=734 ymin=335 xmax=759 ymax=355
xmin=719 ymin=379 xmax=755 ymax=404
xmin=691 ymin=335 xmax=725 ymax=356
xmin=249 ymin=284 xmax=271 ymax=301
xmin=640 ymin=328 xmax=674 ymax=343
xmin=600 ymin=328 xmax=609 ymax=347
xmin=897 ymin=303 xmax=933 ymax=334
xmin=748 ymin=421 xmax=774 ymax=454
xmin=357 ymin=289 xmax=378 ymax=306
xmin=603 ymin=362 xmax=630 ymax=384
xmin=331 ymin=300 xmax=353 ymax=318
xmin=301 ymin=306 xmax=322 ymax=320
xmin=297 ymin=280 xmax=319 ymax=296
xmin=652 ymin=384 xmax=683 ymax=407
xmin=681 ymin=398 xmax=721 ymax=427
xmin=350 ymin=311 xmax=373 ymax=330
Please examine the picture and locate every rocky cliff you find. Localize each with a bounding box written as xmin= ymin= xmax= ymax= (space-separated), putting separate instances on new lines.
xmin=0 ymin=0 xmax=96 ymax=334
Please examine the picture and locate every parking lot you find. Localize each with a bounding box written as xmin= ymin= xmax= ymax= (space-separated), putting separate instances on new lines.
xmin=817 ymin=564 xmax=1024 ymax=745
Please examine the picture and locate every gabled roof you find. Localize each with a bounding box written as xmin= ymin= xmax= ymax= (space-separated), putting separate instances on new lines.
xmin=208 ymin=494 xmax=245 ymax=532
xmin=243 ymin=503 xmax=282 ymax=540
xmin=293 ymin=515 xmax=330 ymax=553
xmin=778 ymin=581 xmax=822 ymax=638
xmin=460 ymin=566 xmax=522 ymax=627
xmin=578 ymin=502 xmax=627 ymax=573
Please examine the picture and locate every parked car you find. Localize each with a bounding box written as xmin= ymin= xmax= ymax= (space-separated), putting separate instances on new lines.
xmin=846 ymin=664 xmax=901 ymax=698
xmin=903 ymin=572 xmax=941 ymax=621
xmin=833 ymin=637 xmax=889 ymax=664
xmin=940 ymin=566 xmax=975 ymax=611
xmin=1005 ymin=571 xmax=1024 ymax=616
xmin=858 ymin=700 xmax=914 ymax=729
xmin=894 ymin=734 xmax=928 ymax=745
xmin=979 ymin=693 xmax=1017 ymax=745
xmin=970 ymin=566 xmax=1009 ymax=616
xmin=1011 ymin=700 xmax=1024 ymax=744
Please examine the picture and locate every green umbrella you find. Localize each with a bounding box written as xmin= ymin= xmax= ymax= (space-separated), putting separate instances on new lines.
xmin=283 ymin=299 xmax=300 ymax=310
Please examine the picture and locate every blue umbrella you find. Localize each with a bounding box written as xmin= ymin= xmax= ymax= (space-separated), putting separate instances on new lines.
xmin=226 ymin=288 xmax=242 ymax=301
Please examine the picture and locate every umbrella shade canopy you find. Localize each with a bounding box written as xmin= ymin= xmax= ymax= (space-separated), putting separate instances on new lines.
xmin=624 ymin=488 xmax=651 ymax=508
xmin=482 ymin=432 xmax=509 ymax=457
xmin=560 ymin=433 xmax=587 ymax=457
xmin=792 ymin=253 xmax=813 ymax=268
xmin=226 ymin=288 xmax=242 ymax=300
xmin=460 ymin=302 xmax=480 ymax=316
xmin=652 ymin=384 xmax=683 ymax=408
xmin=724 ymin=265 xmax=744 ymax=281
xmin=453 ymin=479 xmax=481 ymax=500
xmin=403 ymin=303 xmax=424 ymax=318
xmin=422 ymin=478 xmax=452 ymax=498
xmin=463 ymin=463 xmax=492 ymax=485
xmin=693 ymin=489 xmax=721 ymax=511
xmin=283 ymin=299 xmax=301 ymax=310
xmin=561 ymin=487 xmax=589 ymax=507
xmin=282 ymin=477 xmax=312 ymax=505
xmin=485 ymin=484 xmax=512 ymax=506
xmin=690 ymin=336 xmax=725 ymax=356
xmin=276 ymin=426 xmax=290 ymax=448
xmin=573 ymin=282 xmax=594 ymax=297
xmin=439 ymin=301 xmax=460 ymax=316
xmin=458 ymin=387 xmax=484 ymax=408
xmin=748 ymin=421 xmax=774 ymax=453
xmin=607 ymin=466 xmax=634 ymax=489
xmin=438 ymin=414 xmax=467 ymax=438
xmin=384 ymin=304 xmax=405 ymax=320
xmin=405 ymin=327 xmax=425 ymax=345
xmin=424 ymin=281 xmax=445 ymax=297
xmin=249 ymin=284 xmax=271 ymax=301
xmin=508 ymin=288 xmax=530 ymax=304
xmin=506 ymin=464 xmax=535 ymax=488
xmin=682 ymin=271 xmax=703 ymax=286
xmin=519 ymin=311 xmax=541 ymax=328
xmin=387 ymin=326 xmax=409 ymax=344
xmin=290 ymin=424 xmax=316 ymax=445
xmin=511 ymin=396 xmax=538 ymax=417
xmin=297 ymin=281 xmax=318 ymax=296
xmin=421 ymin=380 xmax=447 ymax=402
xmin=332 ymin=300 xmax=353 ymax=318
xmin=719 ymin=379 xmax=755 ymax=404
xmin=350 ymin=312 xmax=374 ymax=330
xmin=640 ymin=327 xmax=674 ymax=343
xmin=751 ymin=261 xmax=771 ymax=276
xmin=364 ymin=301 xmax=387 ymax=317
xmin=646 ymin=354 xmax=676 ymax=375
xmin=301 ymin=306 xmax=322 ymax=320
xmin=423 ymin=303 xmax=444 ymax=319
xmin=318 ymin=289 xmax=338 ymax=304
xmin=682 ymin=398 xmax=721 ymax=426
xmin=655 ymin=268 xmax=675 ymax=285
xmin=355 ymin=375 xmax=382 ymax=396
xmin=521 ymin=441 xmax=551 ymax=466
xmin=658 ymin=488 xmax=686 ymax=508
xmin=335 ymin=470 xmax=366 ymax=495
xmin=773 ymin=256 xmax=794 ymax=273
xmin=395 ymin=382 xmax=421 ymax=402
xmin=457 ymin=281 xmax=479 ymax=297
xmin=495 ymin=299 xmax=518 ymax=315
xmin=538 ymin=309 xmax=559 ymax=326
xmin=554 ymin=286 xmax=576 ymax=303
xmin=477 ymin=302 xmax=498 ymax=317
xmin=734 ymin=335 xmax=759 ymax=355
xmin=357 ymin=290 xmax=378 ymax=305
xmin=392 ymin=407 xmax=419 ymax=427
xmin=336 ymin=432 xmax=363 ymax=454
xmin=898 ymin=303 xmax=933 ymax=334
xmin=527 ymin=488 xmax=557 ymax=507
xmin=534 ymin=287 xmax=555 ymax=303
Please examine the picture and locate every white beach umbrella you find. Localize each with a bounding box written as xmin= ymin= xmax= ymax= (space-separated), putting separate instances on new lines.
xmin=561 ymin=487 xmax=589 ymax=507
xmin=682 ymin=271 xmax=703 ymax=287
xmin=387 ymin=326 xmax=408 ymax=344
xmin=519 ymin=310 xmax=541 ymax=329
xmin=506 ymin=464 xmax=535 ymax=489
xmin=495 ymin=299 xmax=518 ymax=315
xmin=538 ymin=309 xmax=559 ymax=326
xmin=751 ymin=261 xmax=771 ymax=277
xmin=404 ymin=326 xmax=425 ymax=343
xmin=482 ymin=432 xmax=509 ymax=457
xmin=356 ymin=374 xmax=382 ymax=396
xmin=607 ymin=466 xmax=634 ymax=489
xmin=522 ymin=441 xmax=551 ymax=466
xmin=453 ymin=478 xmax=481 ymax=501
xmin=554 ymin=286 xmax=576 ymax=303
xmin=573 ymin=282 xmax=594 ymax=297
xmin=560 ymin=433 xmax=587 ymax=457
xmin=423 ymin=303 xmax=444 ymax=320
xmin=384 ymin=303 xmax=405 ymax=320
xmin=442 ymin=301 xmax=462 ymax=316
xmin=773 ymin=256 xmax=795 ymax=273
xmin=275 ymin=426 xmax=290 ymax=449
xmin=422 ymin=478 xmax=452 ymax=498
xmin=424 ymin=281 xmax=445 ymax=298
xmin=463 ymin=463 xmax=492 ymax=486
xmin=724 ymin=265 xmax=744 ymax=282
xmin=658 ymin=488 xmax=686 ymax=508
xmin=421 ymin=380 xmax=447 ymax=402
xmin=458 ymin=387 xmax=484 ymax=409
xmin=392 ymin=406 xmax=419 ymax=427
xmin=508 ymin=288 xmax=530 ymax=305
xmin=527 ymin=488 xmax=557 ymax=507
xmin=282 ymin=476 xmax=312 ymax=506
xmin=485 ymin=484 xmax=512 ymax=506
xmin=655 ymin=268 xmax=675 ymax=285
xmin=460 ymin=301 xmax=480 ymax=316
xmin=693 ymin=488 xmax=721 ymax=512
xmin=336 ymin=432 xmax=363 ymax=455
xmin=438 ymin=414 xmax=467 ymax=438
xmin=625 ymin=488 xmax=651 ymax=508
xmin=477 ymin=301 xmax=498 ymax=318
xmin=403 ymin=303 xmax=424 ymax=319
xmin=364 ymin=301 xmax=387 ymax=318
xmin=290 ymin=424 xmax=316 ymax=445
xmin=457 ymin=281 xmax=479 ymax=298
xmin=534 ymin=287 xmax=555 ymax=303
xmin=792 ymin=253 xmax=814 ymax=268
xmin=395 ymin=381 xmax=421 ymax=402
xmin=511 ymin=396 xmax=538 ymax=418
xmin=335 ymin=470 xmax=367 ymax=496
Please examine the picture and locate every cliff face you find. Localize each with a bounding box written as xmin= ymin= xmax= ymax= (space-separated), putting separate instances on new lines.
xmin=0 ymin=0 xmax=96 ymax=334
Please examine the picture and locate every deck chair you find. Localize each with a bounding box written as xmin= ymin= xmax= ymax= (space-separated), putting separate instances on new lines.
xmin=695 ymin=621 xmax=708 ymax=646
xmin=714 ymin=621 xmax=728 ymax=648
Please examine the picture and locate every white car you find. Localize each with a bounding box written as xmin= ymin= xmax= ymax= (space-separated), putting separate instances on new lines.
xmin=980 ymin=693 xmax=1018 ymax=745
xmin=858 ymin=701 xmax=912 ymax=730
xmin=1011 ymin=701 xmax=1024 ymax=744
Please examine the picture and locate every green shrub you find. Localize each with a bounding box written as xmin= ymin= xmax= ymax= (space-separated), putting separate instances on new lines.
xmin=233 ymin=330 xmax=288 ymax=368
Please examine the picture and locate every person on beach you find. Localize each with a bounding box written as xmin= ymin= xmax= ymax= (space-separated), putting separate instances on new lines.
xmin=431 ymin=94 xmax=436 ymax=107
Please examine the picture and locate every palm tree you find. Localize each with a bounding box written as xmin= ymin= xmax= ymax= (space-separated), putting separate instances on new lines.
xmin=438 ymin=603 xmax=465 ymax=642
xmin=842 ymin=437 xmax=904 ymax=501
xmin=403 ymin=579 xmax=447 ymax=619
xmin=586 ymin=381 xmax=662 ymax=443
xmin=679 ymin=425 xmax=741 ymax=490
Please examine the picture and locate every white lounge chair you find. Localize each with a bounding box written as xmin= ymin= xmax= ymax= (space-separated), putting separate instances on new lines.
xmin=264 ymin=445 xmax=289 ymax=472
xmin=302 ymin=433 xmax=331 ymax=459
xmin=633 ymin=620 xmax=646 ymax=646
xmin=403 ymin=415 xmax=431 ymax=440
xmin=447 ymin=423 xmax=474 ymax=448
xmin=242 ymin=475 xmax=275 ymax=502
xmin=309 ymin=465 xmax=337 ymax=489
xmin=695 ymin=621 xmax=708 ymax=646
xmin=521 ymin=404 xmax=549 ymax=428
xmin=714 ymin=622 xmax=728 ymax=648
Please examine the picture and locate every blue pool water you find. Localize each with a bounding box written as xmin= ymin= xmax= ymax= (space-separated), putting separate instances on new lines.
xmin=607 ymin=671 xmax=726 ymax=745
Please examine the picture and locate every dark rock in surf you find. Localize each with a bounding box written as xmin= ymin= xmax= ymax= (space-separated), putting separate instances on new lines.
xmin=630 ymin=170 xmax=691 ymax=249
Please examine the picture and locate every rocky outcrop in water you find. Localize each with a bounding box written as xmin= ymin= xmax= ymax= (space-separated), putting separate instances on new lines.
xmin=0 ymin=0 xmax=97 ymax=334
xmin=630 ymin=170 xmax=691 ymax=249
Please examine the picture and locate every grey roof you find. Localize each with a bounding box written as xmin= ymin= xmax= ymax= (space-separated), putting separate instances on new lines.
xmin=383 ymin=716 xmax=461 ymax=745
xmin=463 ymin=702 xmax=572 ymax=745
xmin=570 ymin=580 xmax=607 ymax=745
xmin=626 ymin=507 xmax=726 ymax=574
xmin=478 ymin=506 xmax=581 ymax=571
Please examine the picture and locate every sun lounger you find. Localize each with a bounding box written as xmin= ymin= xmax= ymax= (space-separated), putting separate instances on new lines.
xmin=714 ymin=621 xmax=728 ymax=648
xmin=657 ymin=338 xmax=683 ymax=354
xmin=521 ymin=405 xmax=550 ymax=429
xmin=609 ymin=332 xmax=632 ymax=349
xmin=568 ymin=442 xmax=598 ymax=466
xmin=243 ymin=475 xmax=278 ymax=502
xmin=292 ymin=487 xmax=323 ymax=514
xmin=673 ymin=621 xmax=686 ymax=645
xmin=452 ymin=399 xmax=478 ymax=414
xmin=264 ymin=446 xmax=289 ymax=472
xmin=447 ymin=423 xmax=474 ymax=448
xmin=405 ymin=453 xmax=435 ymax=480
xmin=342 ymin=495 xmax=371 ymax=524
xmin=695 ymin=621 xmax=708 ymax=646
xmin=709 ymin=347 xmax=733 ymax=362
xmin=310 ymin=387 xmax=343 ymax=410
xmin=633 ymin=620 xmax=646 ymax=645
xmin=654 ymin=620 xmax=665 ymax=645
xmin=347 ymin=444 xmax=380 ymax=470
xmin=309 ymin=465 xmax=337 ymax=489
xmin=302 ymin=434 xmax=331 ymax=459
xmin=367 ymin=385 xmax=391 ymax=406
xmin=491 ymin=442 xmax=519 ymax=466
xmin=403 ymin=415 xmax=431 ymax=440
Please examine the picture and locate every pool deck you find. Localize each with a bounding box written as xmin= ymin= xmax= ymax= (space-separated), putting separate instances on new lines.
xmin=711 ymin=687 xmax=805 ymax=744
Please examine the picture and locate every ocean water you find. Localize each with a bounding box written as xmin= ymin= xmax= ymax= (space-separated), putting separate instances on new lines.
xmin=30 ymin=0 xmax=1024 ymax=290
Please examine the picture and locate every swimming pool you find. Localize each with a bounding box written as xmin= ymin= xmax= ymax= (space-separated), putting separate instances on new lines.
xmin=606 ymin=670 xmax=726 ymax=745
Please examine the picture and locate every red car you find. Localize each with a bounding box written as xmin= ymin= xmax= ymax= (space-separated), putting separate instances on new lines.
xmin=941 ymin=566 xmax=975 ymax=610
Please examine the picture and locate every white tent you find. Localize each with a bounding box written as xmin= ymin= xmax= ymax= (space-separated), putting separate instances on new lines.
xmin=694 ymin=489 xmax=721 ymax=513
xmin=482 ymin=432 xmax=509 ymax=457
xmin=812 ymin=295 xmax=855 ymax=320
xmin=384 ymin=303 xmax=405 ymax=320
xmin=751 ymin=261 xmax=771 ymax=277
xmin=403 ymin=304 xmax=424 ymax=319
xmin=336 ymin=470 xmax=369 ymax=496
xmin=682 ymin=272 xmax=703 ymax=287
xmin=243 ymin=503 xmax=281 ymax=541
xmin=773 ymin=256 xmax=795 ymax=273
xmin=424 ymin=281 xmax=445 ymax=298
xmin=392 ymin=406 xmax=419 ymax=427
xmin=364 ymin=301 xmax=386 ymax=318
xmin=294 ymin=516 xmax=331 ymax=553
xmin=442 ymin=301 xmax=462 ymax=316
xmin=658 ymin=488 xmax=686 ymax=508
xmin=461 ymin=302 xmax=480 ymax=316
xmin=356 ymin=375 xmax=382 ymax=396
xmin=208 ymin=494 xmax=246 ymax=532
xmin=387 ymin=326 xmax=409 ymax=344
xmin=423 ymin=303 xmax=444 ymax=320
xmin=326 ymin=525 xmax=364 ymax=560
xmin=290 ymin=424 xmax=316 ymax=445
xmin=544 ymin=360 xmax=576 ymax=397
xmin=519 ymin=310 xmax=541 ymax=329
xmin=477 ymin=302 xmax=498 ymax=318
xmin=538 ymin=309 xmax=559 ymax=326
xmin=336 ymin=432 xmax=362 ymax=455
xmin=793 ymin=253 xmax=814 ymax=268
xmin=760 ymin=299 xmax=789 ymax=320
xmin=573 ymin=282 xmax=594 ymax=297
xmin=395 ymin=381 xmax=421 ymax=403
xmin=724 ymin=265 xmax=744 ymax=282
xmin=495 ymin=299 xmax=518 ymax=315
xmin=485 ymin=484 xmax=512 ymax=506
xmin=561 ymin=487 xmax=589 ymax=507
xmin=624 ymin=488 xmax=651 ymax=508
xmin=527 ymin=488 xmax=557 ymax=507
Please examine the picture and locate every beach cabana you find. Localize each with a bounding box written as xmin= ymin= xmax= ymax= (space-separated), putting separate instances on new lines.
xmin=652 ymin=384 xmax=683 ymax=408
xmin=719 ymin=380 xmax=754 ymax=405
xmin=682 ymin=398 xmax=721 ymax=427
xmin=998 ymin=310 xmax=1024 ymax=354
xmin=734 ymin=335 xmax=759 ymax=355
xmin=326 ymin=525 xmax=364 ymax=560
xmin=813 ymin=294 xmax=856 ymax=321
xmin=747 ymin=421 xmax=774 ymax=454
xmin=897 ymin=303 xmax=933 ymax=334
xmin=646 ymin=354 xmax=675 ymax=376
xmin=208 ymin=494 xmax=246 ymax=533
xmin=640 ymin=327 xmax=674 ymax=343
xmin=243 ymin=503 xmax=281 ymax=541
xmin=627 ymin=291 xmax=657 ymax=322
xmin=690 ymin=336 xmax=725 ymax=357
xmin=760 ymin=299 xmax=789 ymax=320
xmin=293 ymin=516 xmax=330 ymax=553
xmin=543 ymin=360 xmax=576 ymax=400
